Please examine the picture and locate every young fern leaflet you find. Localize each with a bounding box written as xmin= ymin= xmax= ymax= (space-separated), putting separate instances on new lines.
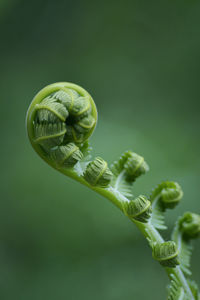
xmin=26 ymin=82 xmax=200 ymax=300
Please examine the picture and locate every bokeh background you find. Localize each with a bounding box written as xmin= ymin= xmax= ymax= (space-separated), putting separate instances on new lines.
xmin=0 ymin=0 xmax=200 ymax=299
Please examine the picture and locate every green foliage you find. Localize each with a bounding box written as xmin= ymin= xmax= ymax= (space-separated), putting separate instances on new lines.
xmin=26 ymin=82 xmax=200 ymax=300
xmin=36 ymin=96 xmax=68 ymax=122
xmin=151 ymin=241 xmax=179 ymax=268
xmin=150 ymin=182 xmax=183 ymax=230
xmin=124 ymin=195 xmax=152 ymax=223
xmin=180 ymin=212 xmax=200 ymax=239
xmin=167 ymin=275 xmax=200 ymax=300
xmin=34 ymin=122 xmax=67 ymax=151
xmin=110 ymin=150 xmax=149 ymax=200
xmin=167 ymin=275 xmax=188 ymax=300
xmin=172 ymin=213 xmax=200 ymax=277
xmin=110 ymin=151 xmax=134 ymax=200
xmin=111 ymin=150 xmax=149 ymax=183
xmin=50 ymin=143 xmax=83 ymax=168
xmin=83 ymin=157 xmax=113 ymax=187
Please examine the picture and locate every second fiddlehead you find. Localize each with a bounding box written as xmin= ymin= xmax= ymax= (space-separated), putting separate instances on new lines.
xmin=26 ymin=82 xmax=200 ymax=300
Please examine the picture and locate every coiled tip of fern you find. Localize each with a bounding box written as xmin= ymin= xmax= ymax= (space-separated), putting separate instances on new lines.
xmin=151 ymin=181 xmax=183 ymax=209
xmin=124 ymin=152 xmax=149 ymax=182
xmin=160 ymin=182 xmax=183 ymax=209
xmin=179 ymin=212 xmax=200 ymax=239
xmin=83 ymin=157 xmax=113 ymax=187
xmin=125 ymin=195 xmax=152 ymax=223
xmin=50 ymin=143 xmax=83 ymax=168
xmin=26 ymin=82 xmax=97 ymax=169
xmin=151 ymin=241 xmax=179 ymax=268
xmin=111 ymin=151 xmax=149 ymax=183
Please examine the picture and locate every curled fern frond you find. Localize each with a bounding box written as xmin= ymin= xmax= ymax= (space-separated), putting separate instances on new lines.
xmin=172 ymin=212 xmax=200 ymax=276
xmin=50 ymin=143 xmax=83 ymax=168
xmin=123 ymin=152 xmax=149 ymax=182
xmin=110 ymin=151 xmax=133 ymax=200
xmin=150 ymin=181 xmax=183 ymax=230
xmin=34 ymin=122 xmax=67 ymax=151
xmin=27 ymin=82 xmax=199 ymax=300
xmin=124 ymin=195 xmax=152 ymax=223
xmin=110 ymin=151 xmax=149 ymax=201
xmin=26 ymin=82 xmax=97 ymax=175
xmin=111 ymin=151 xmax=132 ymax=177
xmin=172 ymin=220 xmax=193 ymax=276
xmin=83 ymin=157 xmax=113 ymax=187
xmin=35 ymin=96 xmax=69 ymax=122
xmin=111 ymin=150 xmax=149 ymax=182
xmin=179 ymin=212 xmax=200 ymax=239
xmin=150 ymin=181 xmax=183 ymax=209
xmin=151 ymin=241 xmax=179 ymax=268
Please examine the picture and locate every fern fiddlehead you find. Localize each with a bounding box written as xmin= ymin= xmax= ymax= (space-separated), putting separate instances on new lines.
xmin=27 ymin=82 xmax=97 ymax=167
xmin=26 ymin=82 xmax=199 ymax=300
xmin=124 ymin=195 xmax=152 ymax=223
xmin=151 ymin=241 xmax=179 ymax=268
xmin=150 ymin=181 xmax=183 ymax=230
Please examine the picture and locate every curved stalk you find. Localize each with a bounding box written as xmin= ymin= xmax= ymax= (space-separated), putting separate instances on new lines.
xmin=58 ymin=170 xmax=194 ymax=300
xmin=26 ymin=82 xmax=197 ymax=300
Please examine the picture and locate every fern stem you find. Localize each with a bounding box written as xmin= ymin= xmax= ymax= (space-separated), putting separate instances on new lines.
xmin=27 ymin=82 xmax=199 ymax=299
xmin=33 ymin=158 xmax=194 ymax=299
xmin=132 ymin=221 xmax=194 ymax=300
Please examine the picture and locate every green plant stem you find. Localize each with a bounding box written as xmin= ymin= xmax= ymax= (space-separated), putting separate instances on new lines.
xmin=75 ymin=174 xmax=194 ymax=299
xmin=32 ymin=159 xmax=194 ymax=299
xmin=134 ymin=221 xmax=194 ymax=300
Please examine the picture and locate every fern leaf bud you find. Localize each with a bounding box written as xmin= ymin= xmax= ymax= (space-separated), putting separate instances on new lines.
xmin=160 ymin=182 xmax=183 ymax=209
xmin=50 ymin=143 xmax=83 ymax=168
xmin=34 ymin=122 xmax=67 ymax=151
xmin=151 ymin=181 xmax=183 ymax=210
xmin=152 ymin=241 xmax=179 ymax=268
xmin=179 ymin=212 xmax=200 ymax=239
xmin=35 ymin=97 xmax=69 ymax=123
xmin=84 ymin=157 xmax=113 ymax=187
xmin=124 ymin=152 xmax=149 ymax=182
xmin=125 ymin=195 xmax=152 ymax=223
xmin=27 ymin=82 xmax=97 ymax=154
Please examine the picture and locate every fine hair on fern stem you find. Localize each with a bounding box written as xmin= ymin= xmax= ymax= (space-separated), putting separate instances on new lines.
xmin=26 ymin=82 xmax=200 ymax=300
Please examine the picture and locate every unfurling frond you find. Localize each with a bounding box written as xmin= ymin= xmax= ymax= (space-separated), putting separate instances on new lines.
xmin=27 ymin=82 xmax=199 ymax=300
xmin=27 ymin=82 xmax=97 ymax=172
xmin=172 ymin=212 xmax=200 ymax=276
xmin=167 ymin=274 xmax=188 ymax=300
xmin=124 ymin=195 xmax=152 ymax=223
xmin=150 ymin=181 xmax=183 ymax=230
xmin=50 ymin=143 xmax=83 ymax=168
xmin=151 ymin=241 xmax=179 ymax=268
xmin=110 ymin=151 xmax=149 ymax=200
xmin=84 ymin=157 xmax=113 ymax=187
xmin=111 ymin=150 xmax=149 ymax=182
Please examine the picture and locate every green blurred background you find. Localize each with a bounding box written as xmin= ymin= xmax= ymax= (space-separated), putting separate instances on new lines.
xmin=0 ymin=0 xmax=200 ymax=299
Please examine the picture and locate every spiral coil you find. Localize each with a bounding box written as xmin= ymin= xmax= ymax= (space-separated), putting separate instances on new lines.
xmin=84 ymin=157 xmax=113 ymax=187
xmin=26 ymin=82 xmax=97 ymax=169
xmin=125 ymin=195 xmax=152 ymax=223
xmin=152 ymin=241 xmax=179 ymax=268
